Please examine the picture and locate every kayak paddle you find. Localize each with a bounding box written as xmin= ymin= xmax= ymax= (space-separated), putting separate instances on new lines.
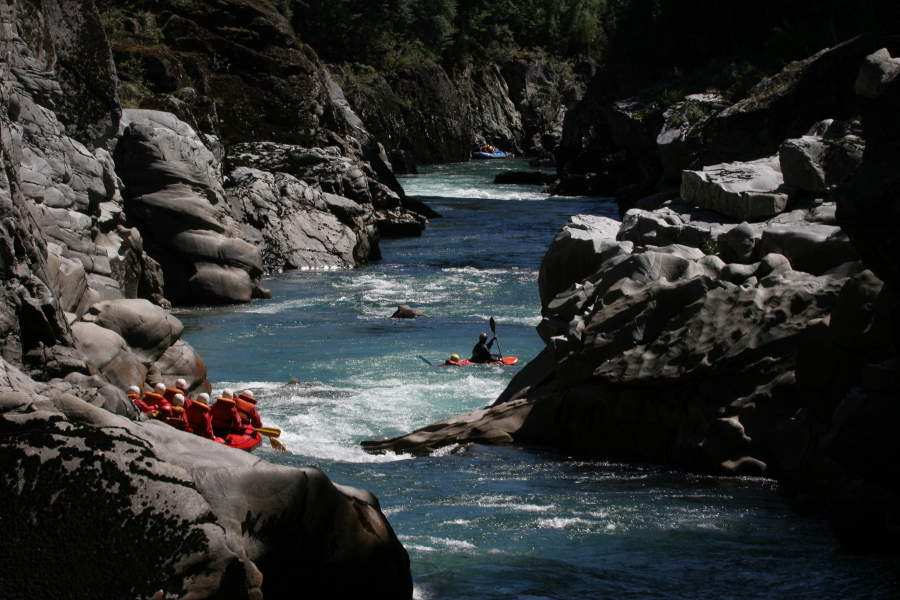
xmin=489 ymin=316 xmax=504 ymax=359
xmin=418 ymin=355 xmax=434 ymax=366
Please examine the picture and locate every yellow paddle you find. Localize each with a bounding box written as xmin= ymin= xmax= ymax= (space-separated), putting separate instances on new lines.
xmin=255 ymin=427 xmax=282 ymax=437
xmin=255 ymin=427 xmax=287 ymax=452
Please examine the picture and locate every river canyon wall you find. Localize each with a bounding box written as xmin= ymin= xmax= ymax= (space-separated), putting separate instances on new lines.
xmin=1 ymin=0 xmax=413 ymax=596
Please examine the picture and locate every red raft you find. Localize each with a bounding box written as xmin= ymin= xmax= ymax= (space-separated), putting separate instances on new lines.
xmin=222 ymin=430 xmax=263 ymax=452
xmin=444 ymin=356 xmax=519 ymax=367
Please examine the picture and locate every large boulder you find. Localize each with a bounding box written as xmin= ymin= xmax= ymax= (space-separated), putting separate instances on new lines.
xmin=778 ymin=119 xmax=865 ymax=195
xmin=115 ymin=109 xmax=267 ymax=304
xmin=538 ymin=215 xmax=628 ymax=308
xmin=0 ymin=375 xmax=412 ymax=599
xmin=225 ymin=167 xmax=364 ymax=272
xmin=681 ymin=156 xmax=789 ymax=221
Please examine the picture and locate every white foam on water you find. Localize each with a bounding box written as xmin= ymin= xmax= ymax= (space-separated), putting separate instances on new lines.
xmin=238 ymin=297 xmax=319 ymax=315
xmin=536 ymin=517 xmax=596 ymax=529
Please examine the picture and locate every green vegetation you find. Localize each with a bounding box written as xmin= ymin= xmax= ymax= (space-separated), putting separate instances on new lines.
xmin=292 ymin=0 xmax=608 ymax=72
xmin=292 ymin=0 xmax=897 ymax=94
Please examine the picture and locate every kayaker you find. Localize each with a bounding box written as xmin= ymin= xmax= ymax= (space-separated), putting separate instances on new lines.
xmin=235 ymin=390 xmax=262 ymax=430
xmin=210 ymin=389 xmax=242 ymax=437
xmin=445 ymin=353 xmax=461 ymax=365
xmin=185 ymin=392 xmax=215 ymax=439
xmin=470 ymin=332 xmax=499 ymax=363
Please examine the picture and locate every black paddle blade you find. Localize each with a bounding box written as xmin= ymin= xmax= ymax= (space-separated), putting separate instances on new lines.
xmin=417 ymin=355 xmax=434 ymax=366
xmin=489 ymin=316 xmax=496 ymax=334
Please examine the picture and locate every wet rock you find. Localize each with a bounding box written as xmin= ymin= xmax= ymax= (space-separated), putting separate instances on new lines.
xmin=391 ymin=305 xmax=425 ymax=319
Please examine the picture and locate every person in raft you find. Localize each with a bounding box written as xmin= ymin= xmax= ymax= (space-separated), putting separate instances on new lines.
xmin=235 ymin=390 xmax=262 ymax=430
xmin=210 ymin=389 xmax=244 ymax=438
xmin=134 ymin=382 xmax=170 ymax=415
xmin=186 ymin=392 xmax=215 ymax=439
xmin=163 ymin=393 xmax=191 ymax=432
xmin=470 ymin=332 xmax=499 ymax=363
xmin=163 ymin=378 xmax=190 ymax=406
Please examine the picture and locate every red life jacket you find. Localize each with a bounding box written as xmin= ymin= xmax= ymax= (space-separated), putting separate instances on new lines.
xmin=235 ymin=394 xmax=262 ymax=429
xmin=139 ymin=392 xmax=168 ymax=414
xmin=164 ymin=406 xmax=190 ymax=431
xmin=210 ymin=397 xmax=241 ymax=436
xmin=163 ymin=387 xmax=185 ymax=403
xmin=185 ymin=401 xmax=214 ymax=439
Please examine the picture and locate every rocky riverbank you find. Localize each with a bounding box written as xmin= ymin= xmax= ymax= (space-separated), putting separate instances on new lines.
xmin=363 ymin=46 xmax=900 ymax=553
xmin=2 ymin=0 xmax=413 ymax=595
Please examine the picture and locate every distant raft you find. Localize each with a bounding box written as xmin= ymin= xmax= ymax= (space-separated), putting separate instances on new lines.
xmin=471 ymin=150 xmax=509 ymax=159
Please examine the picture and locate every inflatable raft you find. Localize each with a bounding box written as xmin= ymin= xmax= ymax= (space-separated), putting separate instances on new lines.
xmin=222 ymin=430 xmax=263 ymax=451
xmin=471 ymin=150 xmax=508 ymax=159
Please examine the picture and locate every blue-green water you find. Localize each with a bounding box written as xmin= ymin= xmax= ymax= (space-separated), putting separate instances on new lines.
xmin=178 ymin=160 xmax=898 ymax=599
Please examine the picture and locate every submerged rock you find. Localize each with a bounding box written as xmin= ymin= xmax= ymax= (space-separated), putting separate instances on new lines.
xmin=391 ymin=305 xmax=425 ymax=319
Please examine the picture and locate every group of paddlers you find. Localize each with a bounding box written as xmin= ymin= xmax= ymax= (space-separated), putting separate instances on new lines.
xmin=127 ymin=379 xmax=263 ymax=443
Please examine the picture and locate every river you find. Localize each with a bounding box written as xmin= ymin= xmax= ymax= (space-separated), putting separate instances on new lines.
xmin=178 ymin=159 xmax=898 ymax=599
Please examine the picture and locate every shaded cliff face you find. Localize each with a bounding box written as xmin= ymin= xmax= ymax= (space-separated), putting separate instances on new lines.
xmin=338 ymin=56 xmax=584 ymax=169
xmin=99 ymin=0 xmax=360 ymax=150
xmin=1 ymin=1 xmax=414 ymax=594
xmin=556 ymin=34 xmax=900 ymax=202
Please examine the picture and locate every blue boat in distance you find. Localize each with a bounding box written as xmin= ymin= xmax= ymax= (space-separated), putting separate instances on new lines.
xmin=471 ymin=149 xmax=508 ymax=159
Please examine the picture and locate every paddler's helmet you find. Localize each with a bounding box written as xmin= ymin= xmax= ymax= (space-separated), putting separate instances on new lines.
xmin=197 ymin=393 xmax=210 ymax=403
xmin=172 ymin=393 xmax=185 ymax=407
xmin=480 ymin=332 xmax=488 ymax=340
xmin=450 ymin=354 xmax=460 ymax=361
xmin=175 ymin=378 xmax=187 ymax=390
xmin=223 ymin=389 xmax=233 ymax=399
xmin=155 ymin=382 xmax=166 ymax=393
xmin=127 ymin=385 xmax=140 ymax=395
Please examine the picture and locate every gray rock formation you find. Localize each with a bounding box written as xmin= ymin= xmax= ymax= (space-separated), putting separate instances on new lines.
xmin=114 ymin=109 xmax=268 ymax=304
xmin=779 ymin=119 xmax=865 ymax=195
xmin=227 ymin=141 xmax=426 ymax=249
xmin=681 ymin=156 xmax=789 ymax=221
xmin=225 ymin=166 xmax=364 ymax=272
xmin=656 ymin=93 xmax=729 ymax=183
xmin=0 ymin=373 xmax=412 ymax=599
xmin=2 ymin=1 xmax=414 ymax=593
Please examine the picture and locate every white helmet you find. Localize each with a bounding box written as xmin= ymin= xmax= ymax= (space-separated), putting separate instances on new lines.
xmin=127 ymin=385 xmax=140 ymax=394
xmin=240 ymin=389 xmax=254 ymax=398
xmin=154 ymin=382 xmax=166 ymax=393
xmin=175 ymin=378 xmax=187 ymax=389
xmin=197 ymin=392 xmax=210 ymax=403
xmin=172 ymin=393 xmax=185 ymax=406
xmin=223 ymin=389 xmax=234 ymax=399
